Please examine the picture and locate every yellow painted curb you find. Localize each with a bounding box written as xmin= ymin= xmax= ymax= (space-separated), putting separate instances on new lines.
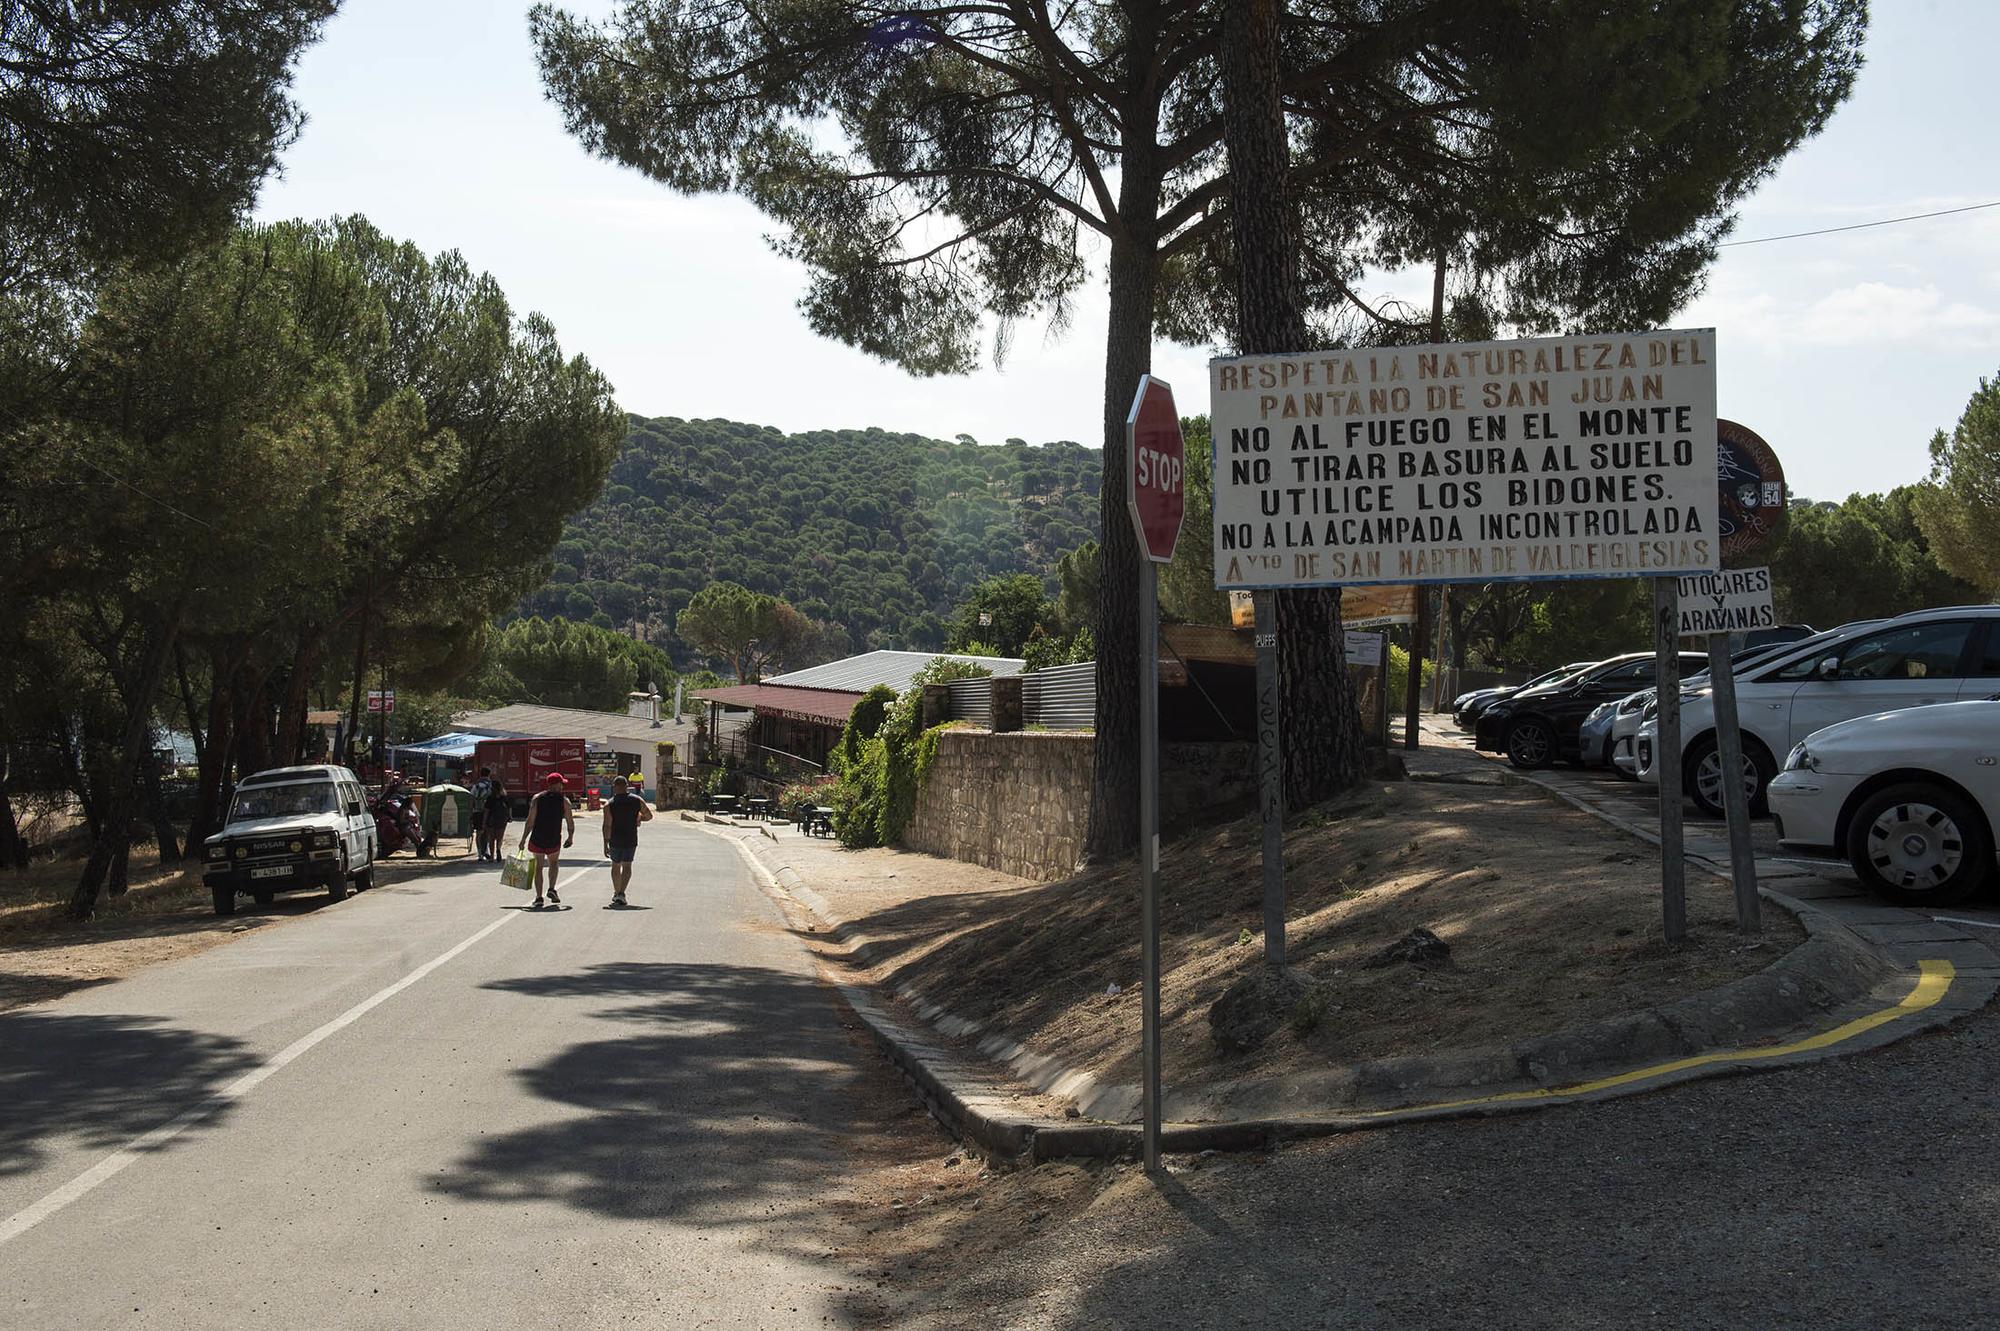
xmin=1354 ymin=959 xmax=1956 ymax=1119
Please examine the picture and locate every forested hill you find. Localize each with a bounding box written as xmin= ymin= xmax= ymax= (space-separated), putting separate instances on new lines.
xmin=518 ymin=415 xmax=1102 ymax=663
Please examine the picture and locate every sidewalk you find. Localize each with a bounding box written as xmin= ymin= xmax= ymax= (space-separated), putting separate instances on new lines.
xmin=1399 ymin=713 xmax=2000 ymax=976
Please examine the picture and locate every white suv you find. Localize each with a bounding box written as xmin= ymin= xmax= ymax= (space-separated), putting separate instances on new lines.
xmin=203 ymin=765 xmax=380 ymax=915
xmin=1635 ymin=606 xmax=2000 ymax=816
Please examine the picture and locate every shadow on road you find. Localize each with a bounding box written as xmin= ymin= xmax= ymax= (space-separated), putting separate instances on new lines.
xmin=0 ymin=1012 xmax=258 ymax=1179
xmin=439 ymin=962 xmax=918 ymax=1234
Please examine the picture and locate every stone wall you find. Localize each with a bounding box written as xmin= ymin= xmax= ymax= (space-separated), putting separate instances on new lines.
xmin=903 ymin=730 xmax=1251 ymax=882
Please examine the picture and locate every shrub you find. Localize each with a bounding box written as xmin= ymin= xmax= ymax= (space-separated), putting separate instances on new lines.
xmin=828 ymin=657 xmax=995 ymax=848
xmin=1383 ymin=643 xmax=1436 ymax=715
xmin=836 ymin=684 xmax=897 ymax=774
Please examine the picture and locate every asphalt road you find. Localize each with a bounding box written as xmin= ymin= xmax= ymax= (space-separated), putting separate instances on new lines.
xmin=0 ymin=824 xmax=921 ymax=1330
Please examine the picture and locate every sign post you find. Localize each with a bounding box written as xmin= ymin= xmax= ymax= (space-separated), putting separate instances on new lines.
xmin=1703 ymin=418 xmax=1788 ymax=935
xmin=1673 ymin=566 xmax=1776 ymax=911
xmin=1254 ymin=591 xmax=1282 ymax=966
xmin=1127 ymin=374 xmax=1184 ymax=1177
xmin=1654 ymin=579 xmax=1686 ymax=943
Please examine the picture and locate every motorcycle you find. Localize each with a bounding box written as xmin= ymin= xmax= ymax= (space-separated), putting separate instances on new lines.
xmin=372 ymin=792 xmax=434 ymax=858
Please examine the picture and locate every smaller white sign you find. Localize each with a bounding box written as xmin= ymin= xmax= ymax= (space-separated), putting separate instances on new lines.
xmin=1343 ymin=630 xmax=1384 ymax=668
xmin=1677 ymin=566 xmax=1774 ymax=638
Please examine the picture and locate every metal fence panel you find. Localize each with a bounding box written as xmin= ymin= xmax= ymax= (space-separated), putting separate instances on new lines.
xmin=1022 ymin=661 xmax=1096 ymax=730
xmin=944 ymin=676 xmax=994 ymax=728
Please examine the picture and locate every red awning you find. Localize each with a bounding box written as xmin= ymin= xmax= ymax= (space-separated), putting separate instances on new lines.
xmin=692 ymin=684 xmax=864 ymax=727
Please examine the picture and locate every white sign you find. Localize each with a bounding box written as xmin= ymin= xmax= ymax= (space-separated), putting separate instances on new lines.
xmin=1343 ymin=630 xmax=1384 ymax=668
xmin=1210 ymin=330 xmax=1720 ymax=589
xmin=1677 ymin=566 xmax=1774 ymax=638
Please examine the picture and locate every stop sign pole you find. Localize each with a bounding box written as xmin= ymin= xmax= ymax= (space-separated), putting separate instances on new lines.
xmin=1127 ymin=373 xmax=1184 ymax=1176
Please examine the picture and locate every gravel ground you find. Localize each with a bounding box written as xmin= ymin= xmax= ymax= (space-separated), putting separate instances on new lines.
xmin=866 ymin=997 xmax=2000 ymax=1329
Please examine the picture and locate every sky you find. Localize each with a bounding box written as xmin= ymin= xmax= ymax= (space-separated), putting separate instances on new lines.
xmin=254 ymin=0 xmax=2000 ymax=503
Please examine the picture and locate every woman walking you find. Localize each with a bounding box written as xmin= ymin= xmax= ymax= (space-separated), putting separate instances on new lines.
xmin=519 ymin=773 xmax=574 ymax=908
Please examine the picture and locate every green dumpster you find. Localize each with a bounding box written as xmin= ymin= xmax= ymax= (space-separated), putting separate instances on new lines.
xmin=422 ymin=783 xmax=474 ymax=838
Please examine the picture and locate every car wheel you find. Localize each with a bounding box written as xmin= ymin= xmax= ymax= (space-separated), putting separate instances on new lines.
xmin=251 ymin=889 xmax=275 ymax=906
xmin=210 ymin=884 xmax=236 ymax=917
xmin=352 ymin=862 xmax=374 ymax=892
xmin=1506 ymin=718 xmax=1556 ymax=769
xmin=327 ymin=855 xmax=349 ymax=905
xmin=1846 ymin=783 xmax=1991 ymax=906
xmin=1686 ymin=736 xmax=1772 ymax=818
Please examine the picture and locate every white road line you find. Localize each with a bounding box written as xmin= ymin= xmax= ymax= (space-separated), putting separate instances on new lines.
xmin=1932 ymin=915 xmax=2000 ymax=931
xmin=0 ymin=862 xmax=603 ymax=1249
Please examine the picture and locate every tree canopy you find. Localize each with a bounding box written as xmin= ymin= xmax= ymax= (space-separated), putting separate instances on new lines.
xmin=1913 ymin=370 xmax=2000 ymax=598
xmin=522 ymin=415 xmax=1101 ymax=659
xmin=3 ymin=218 xmax=623 ymax=915
xmin=472 ymin=615 xmax=679 ymax=712
xmin=531 ymin=0 xmax=1866 ymax=852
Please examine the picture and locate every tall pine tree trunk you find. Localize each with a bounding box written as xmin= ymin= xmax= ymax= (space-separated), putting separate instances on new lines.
xmin=1222 ymin=0 xmax=1365 ymax=808
xmin=69 ymin=619 xmax=181 ymax=919
xmin=142 ymin=732 xmax=179 ymax=861
xmin=187 ymin=672 xmax=231 ymax=851
xmin=275 ymin=633 xmax=317 ymax=765
xmin=0 ymin=750 xmax=27 ymax=870
xmin=1086 ymin=21 xmax=1167 ymax=861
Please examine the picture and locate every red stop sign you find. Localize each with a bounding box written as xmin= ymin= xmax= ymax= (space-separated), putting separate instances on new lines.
xmin=1126 ymin=375 xmax=1185 ymax=563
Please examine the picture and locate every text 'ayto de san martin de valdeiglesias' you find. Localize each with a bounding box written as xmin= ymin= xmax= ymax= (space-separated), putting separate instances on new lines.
xmin=1208 ymin=331 xmax=1720 ymax=590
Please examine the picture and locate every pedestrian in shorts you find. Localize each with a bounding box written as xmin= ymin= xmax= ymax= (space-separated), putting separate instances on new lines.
xmin=602 ymin=776 xmax=653 ymax=906
xmin=519 ymin=773 xmax=574 ymax=908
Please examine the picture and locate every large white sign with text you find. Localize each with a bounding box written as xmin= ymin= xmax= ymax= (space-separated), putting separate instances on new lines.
xmin=1210 ymin=330 xmax=1720 ymax=589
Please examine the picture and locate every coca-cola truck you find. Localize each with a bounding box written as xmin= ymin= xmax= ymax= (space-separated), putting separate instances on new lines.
xmin=473 ymin=737 xmax=587 ymax=814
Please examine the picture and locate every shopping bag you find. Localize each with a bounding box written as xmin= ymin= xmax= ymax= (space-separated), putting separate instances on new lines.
xmin=500 ymin=850 xmax=532 ymax=891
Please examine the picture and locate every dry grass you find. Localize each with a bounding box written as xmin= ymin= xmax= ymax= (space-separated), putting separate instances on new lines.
xmin=798 ymin=779 xmax=1803 ymax=1090
xmin=0 ymin=848 xmax=208 ymax=939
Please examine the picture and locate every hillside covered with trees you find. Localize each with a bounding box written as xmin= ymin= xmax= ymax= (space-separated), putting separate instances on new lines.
xmin=521 ymin=416 xmax=1102 ymax=663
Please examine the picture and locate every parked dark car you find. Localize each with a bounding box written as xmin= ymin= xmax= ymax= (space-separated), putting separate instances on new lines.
xmin=1452 ymin=660 xmax=1598 ymax=729
xmin=1476 ymin=651 xmax=1710 ymax=769
xmin=1742 ymin=622 xmax=1815 ymax=650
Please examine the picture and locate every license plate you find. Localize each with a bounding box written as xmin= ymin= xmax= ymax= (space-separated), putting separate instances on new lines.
xmin=250 ymin=865 xmax=294 ymax=879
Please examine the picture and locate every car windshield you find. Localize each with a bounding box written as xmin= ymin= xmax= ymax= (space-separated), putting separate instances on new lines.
xmin=229 ymin=783 xmax=334 ymax=823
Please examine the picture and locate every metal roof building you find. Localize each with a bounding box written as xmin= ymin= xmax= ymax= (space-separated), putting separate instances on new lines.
xmin=761 ymin=649 xmax=1025 ymax=695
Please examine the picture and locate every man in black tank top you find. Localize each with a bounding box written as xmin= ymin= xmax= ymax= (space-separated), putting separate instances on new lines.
xmin=601 ymin=776 xmax=653 ymax=907
xmin=518 ymin=773 xmax=574 ymax=907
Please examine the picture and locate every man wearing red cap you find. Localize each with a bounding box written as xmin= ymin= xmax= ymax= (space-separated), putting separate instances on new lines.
xmin=519 ymin=772 xmax=575 ymax=908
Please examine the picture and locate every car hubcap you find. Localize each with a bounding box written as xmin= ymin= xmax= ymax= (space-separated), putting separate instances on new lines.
xmin=1696 ymin=751 xmax=1759 ymax=806
xmin=1514 ymin=728 xmax=1548 ymax=763
xmin=1867 ymin=803 xmax=1963 ymax=891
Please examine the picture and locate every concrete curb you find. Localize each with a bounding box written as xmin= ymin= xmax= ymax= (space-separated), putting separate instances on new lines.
xmin=691 ymin=819 xmax=2000 ymax=1164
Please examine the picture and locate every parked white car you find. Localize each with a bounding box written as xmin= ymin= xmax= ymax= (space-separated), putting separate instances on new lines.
xmin=1635 ymin=606 xmax=2000 ymax=815
xmin=1767 ymin=700 xmax=2000 ymax=905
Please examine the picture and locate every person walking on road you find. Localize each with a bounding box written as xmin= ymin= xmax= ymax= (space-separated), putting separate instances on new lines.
xmin=602 ymin=776 xmax=653 ymax=907
xmin=470 ymin=767 xmax=496 ymax=860
xmin=519 ymin=773 xmax=574 ymax=908
xmin=483 ymin=773 xmax=510 ymax=864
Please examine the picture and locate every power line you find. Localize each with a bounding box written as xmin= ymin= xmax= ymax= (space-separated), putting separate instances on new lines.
xmin=1720 ymin=199 xmax=2000 ymax=248
xmin=68 ymin=450 xmax=220 ymax=532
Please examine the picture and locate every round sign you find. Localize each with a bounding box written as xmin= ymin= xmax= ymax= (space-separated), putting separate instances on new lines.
xmin=1126 ymin=375 xmax=1185 ymax=563
xmin=1717 ymin=419 xmax=1786 ymax=563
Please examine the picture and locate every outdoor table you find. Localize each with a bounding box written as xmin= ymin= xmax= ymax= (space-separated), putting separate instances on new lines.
xmin=745 ymin=796 xmax=771 ymax=819
xmin=807 ymin=805 xmax=835 ymax=838
xmin=706 ymin=793 xmax=738 ymax=815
